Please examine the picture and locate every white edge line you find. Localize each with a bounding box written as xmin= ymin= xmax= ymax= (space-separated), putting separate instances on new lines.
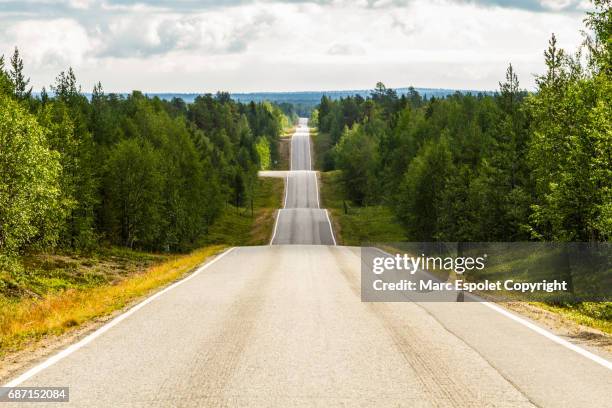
xmin=290 ymin=134 xmax=294 ymax=171
xmin=324 ymin=209 xmax=337 ymax=246
xmin=283 ymin=174 xmax=289 ymax=209
xmin=307 ymin=131 xmax=312 ymax=171
xmin=269 ymin=209 xmax=281 ymax=246
xmin=314 ymin=172 xmax=320 ymax=209
xmin=3 ymin=247 xmax=237 ymax=387
xmin=481 ymin=301 xmax=612 ymax=370
xmin=371 ymin=246 xmax=612 ymax=371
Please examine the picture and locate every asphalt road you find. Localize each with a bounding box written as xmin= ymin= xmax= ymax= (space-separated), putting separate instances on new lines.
xmin=5 ymin=118 xmax=611 ymax=407
xmin=269 ymin=118 xmax=335 ymax=245
xmin=6 ymin=246 xmax=611 ymax=407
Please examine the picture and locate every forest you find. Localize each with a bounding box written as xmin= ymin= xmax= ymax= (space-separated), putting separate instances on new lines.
xmin=0 ymin=57 xmax=293 ymax=259
xmin=312 ymin=1 xmax=611 ymax=243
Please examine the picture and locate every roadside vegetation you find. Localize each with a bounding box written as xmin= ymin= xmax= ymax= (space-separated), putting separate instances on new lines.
xmin=313 ymin=1 xmax=611 ymax=332
xmin=0 ymin=54 xmax=290 ymax=356
xmin=0 ymin=245 xmax=224 ymax=356
xmin=318 ymin=171 xmax=404 ymax=246
xmin=200 ymin=177 xmax=284 ymax=246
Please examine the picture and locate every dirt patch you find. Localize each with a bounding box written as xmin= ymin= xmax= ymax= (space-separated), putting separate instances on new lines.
xmin=503 ymin=301 xmax=612 ymax=356
xmin=249 ymin=208 xmax=276 ymax=245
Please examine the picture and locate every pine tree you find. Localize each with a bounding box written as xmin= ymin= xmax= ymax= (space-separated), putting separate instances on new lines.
xmin=9 ymin=47 xmax=31 ymax=99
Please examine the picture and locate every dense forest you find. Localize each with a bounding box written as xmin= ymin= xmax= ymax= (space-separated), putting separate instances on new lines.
xmin=312 ymin=1 xmax=611 ymax=243
xmin=0 ymin=58 xmax=293 ymax=257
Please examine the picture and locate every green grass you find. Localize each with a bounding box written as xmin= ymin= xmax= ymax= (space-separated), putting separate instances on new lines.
xmin=1 ymin=249 xmax=167 ymax=300
xmin=537 ymin=302 xmax=612 ymax=334
xmin=319 ymin=171 xmax=405 ymax=246
xmin=0 ymin=176 xmax=284 ymax=356
xmin=200 ymin=177 xmax=284 ymax=246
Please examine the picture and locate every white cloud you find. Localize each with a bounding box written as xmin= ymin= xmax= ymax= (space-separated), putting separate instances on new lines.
xmin=2 ymin=18 xmax=93 ymax=68
xmin=0 ymin=0 xmax=589 ymax=92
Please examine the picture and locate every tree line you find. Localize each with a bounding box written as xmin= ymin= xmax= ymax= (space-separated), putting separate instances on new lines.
xmin=0 ymin=54 xmax=292 ymax=255
xmin=312 ymin=1 xmax=610 ymax=243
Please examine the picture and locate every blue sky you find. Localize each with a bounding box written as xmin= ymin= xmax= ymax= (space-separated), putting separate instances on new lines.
xmin=0 ymin=0 xmax=590 ymax=92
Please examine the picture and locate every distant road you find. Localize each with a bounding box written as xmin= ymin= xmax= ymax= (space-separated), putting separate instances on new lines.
xmin=5 ymin=118 xmax=611 ymax=407
xmin=269 ymin=119 xmax=335 ymax=245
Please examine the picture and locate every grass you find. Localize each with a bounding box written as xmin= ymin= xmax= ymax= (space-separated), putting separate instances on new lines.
xmin=200 ymin=177 xmax=284 ymax=246
xmin=536 ymin=302 xmax=612 ymax=334
xmin=318 ymin=169 xmax=612 ymax=336
xmin=278 ymin=138 xmax=291 ymax=170
xmin=0 ymin=176 xmax=284 ymax=357
xmin=0 ymin=245 xmax=225 ymax=356
xmin=282 ymin=126 xmax=296 ymax=138
xmin=319 ymin=171 xmax=405 ymax=246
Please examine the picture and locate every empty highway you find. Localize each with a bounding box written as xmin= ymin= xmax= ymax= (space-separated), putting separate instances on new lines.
xmin=4 ymin=119 xmax=611 ymax=407
xmin=269 ymin=118 xmax=335 ymax=245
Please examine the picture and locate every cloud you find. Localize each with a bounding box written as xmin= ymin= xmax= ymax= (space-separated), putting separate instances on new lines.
xmin=0 ymin=0 xmax=588 ymax=92
xmin=95 ymin=10 xmax=275 ymax=57
xmin=453 ymin=0 xmax=586 ymax=12
xmin=327 ymin=43 xmax=366 ymax=55
xmin=2 ymin=18 xmax=93 ymax=68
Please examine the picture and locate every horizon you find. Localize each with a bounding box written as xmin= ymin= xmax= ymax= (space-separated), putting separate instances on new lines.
xmin=33 ymin=84 xmax=497 ymax=95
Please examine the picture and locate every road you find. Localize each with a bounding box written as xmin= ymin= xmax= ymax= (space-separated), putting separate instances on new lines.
xmin=269 ymin=118 xmax=335 ymax=245
xmin=4 ymin=119 xmax=611 ymax=407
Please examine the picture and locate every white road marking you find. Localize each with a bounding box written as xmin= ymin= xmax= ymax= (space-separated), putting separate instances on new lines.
xmin=307 ymin=134 xmax=312 ymax=171
xmin=270 ymin=209 xmax=281 ymax=246
xmin=324 ymin=209 xmax=337 ymax=246
xmin=481 ymin=301 xmax=612 ymax=371
xmin=314 ymin=172 xmax=320 ymax=209
xmin=290 ymin=135 xmax=294 ymax=170
xmin=370 ymin=247 xmax=612 ymax=371
xmin=3 ymin=247 xmax=237 ymax=388
xmin=283 ymin=174 xmax=289 ymax=209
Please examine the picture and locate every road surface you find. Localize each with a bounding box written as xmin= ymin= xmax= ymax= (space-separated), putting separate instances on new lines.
xmin=269 ymin=118 xmax=335 ymax=245
xmin=4 ymin=119 xmax=611 ymax=407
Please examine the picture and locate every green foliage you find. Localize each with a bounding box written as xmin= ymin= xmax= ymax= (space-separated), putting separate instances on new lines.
xmin=314 ymin=1 xmax=611 ymax=243
xmin=8 ymin=47 xmax=31 ymax=100
xmin=255 ymin=137 xmax=271 ymax=170
xmin=0 ymin=60 xmax=289 ymax=256
xmin=334 ymin=124 xmax=379 ymax=205
xmin=396 ymin=137 xmax=453 ymax=241
xmin=0 ymin=95 xmax=62 ymax=253
xmin=320 ymin=171 xmax=405 ymax=245
xmin=103 ymin=139 xmax=163 ymax=249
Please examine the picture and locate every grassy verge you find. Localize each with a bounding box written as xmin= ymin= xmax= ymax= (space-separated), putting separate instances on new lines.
xmin=282 ymin=126 xmax=296 ymax=138
xmin=278 ymin=138 xmax=290 ymax=170
xmin=319 ymin=170 xmax=405 ymax=246
xmin=200 ymin=177 xmax=284 ymax=246
xmin=0 ymin=176 xmax=284 ymax=357
xmin=311 ymin=129 xmax=335 ymax=171
xmin=0 ymin=245 xmax=225 ymax=356
xmin=532 ymin=302 xmax=611 ymax=334
xmin=319 ymin=170 xmax=612 ymax=336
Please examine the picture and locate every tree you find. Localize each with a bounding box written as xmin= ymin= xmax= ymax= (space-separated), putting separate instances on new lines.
xmin=334 ymin=125 xmax=379 ymax=205
xmin=104 ymin=139 xmax=163 ymax=249
xmin=255 ymin=137 xmax=271 ymax=170
xmin=584 ymin=0 xmax=612 ymax=75
xmin=396 ymin=137 xmax=453 ymax=241
xmin=8 ymin=47 xmax=31 ymax=100
xmin=0 ymin=55 xmax=14 ymax=96
xmin=0 ymin=95 xmax=62 ymax=253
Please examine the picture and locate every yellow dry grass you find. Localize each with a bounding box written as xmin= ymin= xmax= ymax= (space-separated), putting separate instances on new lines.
xmin=0 ymin=245 xmax=226 ymax=355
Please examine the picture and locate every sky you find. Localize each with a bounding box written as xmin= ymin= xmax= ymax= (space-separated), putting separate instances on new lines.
xmin=0 ymin=0 xmax=592 ymax=93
